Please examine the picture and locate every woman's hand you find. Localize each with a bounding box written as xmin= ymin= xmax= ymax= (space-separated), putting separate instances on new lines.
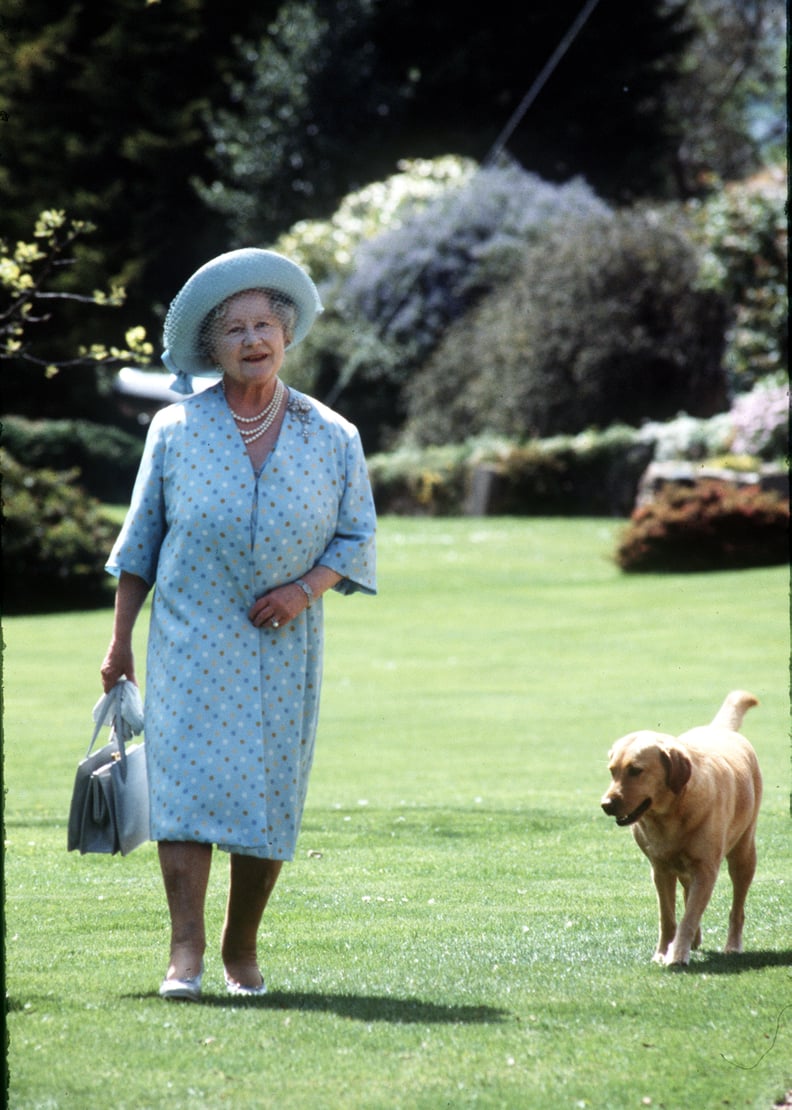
xmin=248 ymin=568 xmax=342 ymax=631
xmin=100 ymin=641 xmax=136 ymax=692
xmin=248 ymin=583 xmax=308 ymax=630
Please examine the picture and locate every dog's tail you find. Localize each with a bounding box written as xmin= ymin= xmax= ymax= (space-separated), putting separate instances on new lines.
xmin=711 ymin=690 xmax=759 ymax=732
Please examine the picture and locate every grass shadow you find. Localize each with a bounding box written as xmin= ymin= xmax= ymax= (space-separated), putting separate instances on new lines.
xmin=691 ymin=949 xmax=792 ymax=974
xmin=138 ymin=990 xmax=511 ymax=1023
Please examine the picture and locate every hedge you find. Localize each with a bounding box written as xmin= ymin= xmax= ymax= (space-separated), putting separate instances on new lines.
xmin=2 ymin=416 xmax=143 ymax=502
xmin=2 ymin=449 xmax=119 ymax=612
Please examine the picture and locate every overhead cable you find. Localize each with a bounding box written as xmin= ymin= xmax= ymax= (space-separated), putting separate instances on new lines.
xmin=483 ymin=0 xmax=602 ymax=166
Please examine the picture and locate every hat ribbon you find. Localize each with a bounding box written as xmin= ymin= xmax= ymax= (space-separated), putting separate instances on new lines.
xmin=162 ymin=350 xmax=194 ymax=396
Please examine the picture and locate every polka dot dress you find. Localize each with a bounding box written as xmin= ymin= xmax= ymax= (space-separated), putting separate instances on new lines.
xmin=107 ymin=384 xmax=376 ymax=859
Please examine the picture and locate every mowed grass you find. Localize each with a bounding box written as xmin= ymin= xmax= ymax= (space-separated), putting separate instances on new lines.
xmin=4 ymin=517 xmax=790 ymax=1110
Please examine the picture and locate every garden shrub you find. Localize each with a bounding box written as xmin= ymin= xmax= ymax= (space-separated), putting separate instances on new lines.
xmin=636 ymin=378 xmax=789 ymax=465
xmin=285 ymin=161 xmax=782 ymax=453
xmin=368 ymin=412 xmax=786 ymax=519
xmin=2 ymin=416 xmax=143 ymax=501
xmin=287 ymin=163 xmax=608 ymax=450
xmin=480 ymin=428 xmax=656 ymax=517
xmin=615 ymin=480 xmax=789 ymax=573
xmin=637 ymin=411 xmax=734 ymax=462
xmin=367 ymin=443 xmax=472 ymax=516
xmin=274 ymin=155 xmax=477 ymax=282
xmin=343 ymin=162 xmax=608 ymax=368
xmin=283 ymin=313 xmax=408 ymax=450
xmin=1 ymin=448 xmax=119 ymax=612
xmin=729 ymin=377 xmax=789 ymax=460
xmin=687 ymin=164 xmax=787 ymax=390
xmin=280 ymin=155 xmax=478 ymax=439
xmin=367 ymin=427 xmax=655 ymax=517
xmin=404 ymin=207 xmax=729 ymax=444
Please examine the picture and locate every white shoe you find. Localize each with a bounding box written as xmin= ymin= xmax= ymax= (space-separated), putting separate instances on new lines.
xmin=159 ymin=962 xmax=204 ymax=1002
xmin=224 ymin=970 xmax=267 ymax=997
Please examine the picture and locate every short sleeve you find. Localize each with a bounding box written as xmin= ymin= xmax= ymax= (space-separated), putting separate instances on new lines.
xmin=105 ymin=412 xmax=168 ymax=584
xmin=318 ymin=428 xmax=377 ymax=596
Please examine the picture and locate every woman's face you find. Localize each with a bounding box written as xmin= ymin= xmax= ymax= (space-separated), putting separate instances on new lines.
xmin=211 ymin=290 xmax=287 ymax=389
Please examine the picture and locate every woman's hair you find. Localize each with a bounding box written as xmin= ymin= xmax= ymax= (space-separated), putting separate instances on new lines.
xmin=197 ymin=287 xmax=299 ymax=362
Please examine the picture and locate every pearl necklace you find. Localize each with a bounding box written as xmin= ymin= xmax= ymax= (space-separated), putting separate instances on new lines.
xmin=223 ymin=378 xmax=286 ymax=443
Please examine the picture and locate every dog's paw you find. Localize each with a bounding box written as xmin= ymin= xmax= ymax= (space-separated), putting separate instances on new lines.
xmin=663 ymin=945 xmax=691 ymax=967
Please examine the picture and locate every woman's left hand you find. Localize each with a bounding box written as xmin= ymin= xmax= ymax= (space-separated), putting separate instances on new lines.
xmin=248 ymin=583 xmax=308 ymax=631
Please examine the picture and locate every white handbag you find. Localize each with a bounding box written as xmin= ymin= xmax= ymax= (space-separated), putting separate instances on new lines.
xmin=67 ymin=680 xmax=149 ymax=856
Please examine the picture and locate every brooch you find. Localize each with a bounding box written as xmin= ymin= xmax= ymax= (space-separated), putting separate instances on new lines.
xmin=287 ymin=395 xmax=314 ymax=443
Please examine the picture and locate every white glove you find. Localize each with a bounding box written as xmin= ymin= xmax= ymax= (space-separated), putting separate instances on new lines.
xmin=92 ymin=678 xmax=145 ymax=737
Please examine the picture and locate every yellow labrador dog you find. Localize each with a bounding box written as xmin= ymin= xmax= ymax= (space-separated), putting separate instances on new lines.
xmin=601 ymin=691 xmax=762 ymax=966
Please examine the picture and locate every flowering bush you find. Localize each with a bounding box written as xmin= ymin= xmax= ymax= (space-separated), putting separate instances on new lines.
xmin=615 ymin=480 xmax=789 ymax=573
xmin=637 ymin=412 xmax=734 ymax=462
xmin=274 ymin=156 xmax=476 ymax=282
xmin=343 ymin=163 xmax=608 ymax=368
xmin=634 ymin=378 xmax=788 ymax=464
xmin=285 ymin=162 xmax=608 ymax=448
xmin=688 ymin=165 xmax=787 ymax=388
xmin=730 ymin=378 xmax=789 ymax=459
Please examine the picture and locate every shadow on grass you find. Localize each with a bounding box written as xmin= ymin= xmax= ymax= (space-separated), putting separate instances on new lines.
xmin=129 ymin=990 xmax=511 ymax=1023
xmin=690 ymin=949 xmax=792 ymax=974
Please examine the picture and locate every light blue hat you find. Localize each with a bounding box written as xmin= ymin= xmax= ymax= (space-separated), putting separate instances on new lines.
xmin=162 ymin=248 xmax=323 ymax=394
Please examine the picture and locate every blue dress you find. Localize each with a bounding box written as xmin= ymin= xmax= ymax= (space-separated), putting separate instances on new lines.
xmin=107 ymin=384 xmax=377 ymax=859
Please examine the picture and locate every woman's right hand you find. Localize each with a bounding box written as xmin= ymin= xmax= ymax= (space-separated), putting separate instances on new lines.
xmin=100 ymin=642 xmax=136 ymax=693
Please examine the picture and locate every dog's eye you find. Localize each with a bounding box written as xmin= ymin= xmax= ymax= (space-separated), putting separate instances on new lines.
xmin=627 ymin=765 xmax=643 ymax=777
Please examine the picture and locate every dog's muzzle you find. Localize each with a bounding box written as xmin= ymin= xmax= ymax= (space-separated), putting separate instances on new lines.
xmin=601 ymin=797 xmax=651 ymax=826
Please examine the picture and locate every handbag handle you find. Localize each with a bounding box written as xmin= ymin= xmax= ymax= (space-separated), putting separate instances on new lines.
xmin=85 ymin=684 xmax=132 ymax=780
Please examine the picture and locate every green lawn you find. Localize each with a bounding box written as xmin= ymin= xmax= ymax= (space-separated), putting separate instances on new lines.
xmin=4 ymin=517 xmax=790 ymax=1109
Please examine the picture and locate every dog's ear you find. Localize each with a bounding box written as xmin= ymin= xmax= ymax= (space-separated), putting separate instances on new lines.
xmin=660 ymin=746 xmax=692 ymax=793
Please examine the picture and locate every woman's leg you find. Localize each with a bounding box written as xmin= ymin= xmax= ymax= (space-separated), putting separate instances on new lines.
xmin=221 ymin=855 xmax=283 ymax=988
xmin=158 ymin=840 xmax=212 ymax=980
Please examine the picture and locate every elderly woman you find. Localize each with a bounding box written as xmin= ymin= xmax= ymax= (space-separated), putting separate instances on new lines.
xmin=101 ymin=249 xmax=376 ymax=1001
